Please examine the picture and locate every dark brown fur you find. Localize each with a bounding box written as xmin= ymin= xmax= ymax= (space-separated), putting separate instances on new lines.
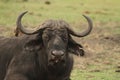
xmin=0 ymin=20 xmax=85 ymax=80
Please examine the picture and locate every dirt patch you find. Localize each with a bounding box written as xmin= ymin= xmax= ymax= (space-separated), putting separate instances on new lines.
xmin=0 ymin=26 xmax=6 ymax=34
xmin=73 ymin=22 xmax=120 ymax=70
xmin=0 ymin=25 xmax=14 ymax=36
xmin=45 ymin=0 xmax=51 ymax=5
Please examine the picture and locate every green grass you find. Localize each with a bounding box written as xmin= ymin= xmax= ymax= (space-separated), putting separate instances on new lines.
xmin=0 ymin=0 xmax=120 ymax=27
xmin=72 ymin=69 xmax=120 ymax=80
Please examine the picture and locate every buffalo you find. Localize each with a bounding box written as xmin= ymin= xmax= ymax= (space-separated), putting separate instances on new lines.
xmin=0 ymin=11 xmax=93 ymax=80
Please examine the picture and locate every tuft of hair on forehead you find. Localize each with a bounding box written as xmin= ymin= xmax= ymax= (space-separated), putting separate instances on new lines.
xmin=42 ymin=19 xmax=70 ymax=29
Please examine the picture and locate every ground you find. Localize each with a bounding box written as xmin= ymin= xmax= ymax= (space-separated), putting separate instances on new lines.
xmin=0 ymin=0 xmax=120 ymax=80
xmin=72 ymin=22 xmax=120 ymax=80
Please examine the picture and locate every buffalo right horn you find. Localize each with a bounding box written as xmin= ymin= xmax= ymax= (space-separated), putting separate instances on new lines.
xmin=16 ymin=11 xmax=48 ymax=35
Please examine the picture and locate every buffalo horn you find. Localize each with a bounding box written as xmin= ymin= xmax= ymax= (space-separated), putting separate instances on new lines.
xmin=16 ymin=11 xmax=47 ymax=35
xmin=67 ymin=15 xmax=93 ymax=37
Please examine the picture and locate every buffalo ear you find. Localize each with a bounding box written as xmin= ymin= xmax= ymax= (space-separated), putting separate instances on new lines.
xmin=68 ymin=35 xmax=84 ymax=56
xmin=24 ymin=37 xmax=43 ymax=51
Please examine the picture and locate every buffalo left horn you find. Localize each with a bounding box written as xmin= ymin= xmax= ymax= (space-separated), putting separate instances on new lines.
xmin=67 ymin=15 xmax=93 ymax=37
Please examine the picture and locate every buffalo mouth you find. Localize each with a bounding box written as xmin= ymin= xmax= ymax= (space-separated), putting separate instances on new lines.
xmin=48 ymin=57 xmax=65 ymax=66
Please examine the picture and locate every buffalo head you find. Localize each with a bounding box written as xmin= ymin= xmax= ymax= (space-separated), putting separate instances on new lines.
xmin=16 ymin=11 xmax=93 ymax=66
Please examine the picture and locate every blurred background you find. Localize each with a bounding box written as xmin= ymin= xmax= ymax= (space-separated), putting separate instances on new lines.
xmin=0 ymin=0 xmax=120 ymax=80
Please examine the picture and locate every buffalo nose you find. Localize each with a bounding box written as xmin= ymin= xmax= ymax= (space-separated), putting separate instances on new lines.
xmin=51 ymin=50 xmax=64 ymax=57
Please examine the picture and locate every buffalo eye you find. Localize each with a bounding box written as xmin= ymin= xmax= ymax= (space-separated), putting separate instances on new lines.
xmin=61 ymin=34 xmax=68 ymax=42
xmin=60 ymin=29 xmax=68 ymax=42
xmin=63 ymin=36 xmax=68 ymax=42
xmin=43 ymin=34 xmax=50 ymax=42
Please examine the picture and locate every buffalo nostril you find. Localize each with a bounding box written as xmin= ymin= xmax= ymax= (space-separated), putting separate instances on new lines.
xmin=51 ymin=50 xmax=64 ymax=57
xmin=51 ymin=50 xmax=56 ymax=56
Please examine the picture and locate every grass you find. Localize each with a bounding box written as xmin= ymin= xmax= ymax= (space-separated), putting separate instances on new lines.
xmin=0 ymin=0 xmax=120 ymax=80
xmin=71 ymin=49 xmax=120 ymax=80
xmin=71 ymin=69 xmax=120 ymax=80
xmin=0 ymin=0 xmax=120 ymax=27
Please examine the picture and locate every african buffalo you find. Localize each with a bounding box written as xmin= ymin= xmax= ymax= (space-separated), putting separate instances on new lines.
xmin=0 ymin=11 xmax=93 ymax=80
